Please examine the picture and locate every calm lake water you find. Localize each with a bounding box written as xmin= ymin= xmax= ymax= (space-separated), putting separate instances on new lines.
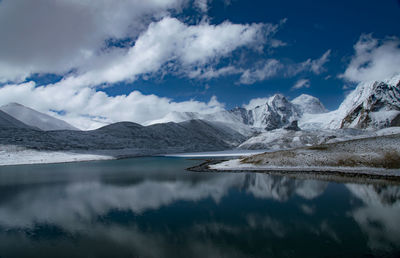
xmin=0 ymin=157 xmax=399 ymax=258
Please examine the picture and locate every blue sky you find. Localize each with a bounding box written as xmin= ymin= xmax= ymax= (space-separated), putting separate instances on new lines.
xmin=100 ymin=0 xmax=400 ymax=110
xmin=0 ymin=0 xmax=399 ymax=129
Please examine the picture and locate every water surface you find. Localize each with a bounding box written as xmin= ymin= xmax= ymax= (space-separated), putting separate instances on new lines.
xmin=0 ymin=157 xmax=399 ymax=257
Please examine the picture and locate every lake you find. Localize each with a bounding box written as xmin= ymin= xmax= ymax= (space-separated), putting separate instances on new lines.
xmin=0 ymin=157 xmax=399 ymax=258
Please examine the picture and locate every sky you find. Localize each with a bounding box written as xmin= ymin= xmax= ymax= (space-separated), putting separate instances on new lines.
xmin=0 ymin=0 xmax=399 ymax=130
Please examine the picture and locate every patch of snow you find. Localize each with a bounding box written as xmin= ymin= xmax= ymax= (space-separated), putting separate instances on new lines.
xmin=238 ymin=128 xmax=368 ymax=150
xmin=209 ymin=159 xmax=400 ymax=176
xmin=211 ymin=134 xmax=400 ymax=176
xmin=0 ymin=146 xmax=113 ymax=166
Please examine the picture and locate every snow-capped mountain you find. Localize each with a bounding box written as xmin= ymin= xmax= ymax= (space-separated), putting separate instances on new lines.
xmin=0 ymin=103 xmax=79 ymax=131
xmin=0 ymin=110 xmax=34 ymax=129
xmin=298 ymin=74 xmax=400 ymax=130
xmin=1 ymin=74 xmax=399 ymax=157
xmin=0 ymin=119 xmax=246 ymax=155
xmin=337 ymin=76 xmax=400 ymax=129
xmin=250 ymin=94 xmax=300 ymax=130
xmin=146 ymin=110 xmax=255 ymax=137
xmin=241 ymin=74 xmax=400 ymax=150
xmin=147 ymin=94 xmax=317 ymax=132
xmin=291 ymin=94 xmax=328 ymax=115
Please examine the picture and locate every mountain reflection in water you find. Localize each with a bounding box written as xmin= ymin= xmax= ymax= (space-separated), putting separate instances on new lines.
xmin=0 ymin=157 xmax=399 ymax=258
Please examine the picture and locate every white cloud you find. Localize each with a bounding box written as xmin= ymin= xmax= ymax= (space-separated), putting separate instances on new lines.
xmin=301 ymin=50 xmax=331 ymax=74
xmin=341 ymin=34 xmax=400 ymax=83
xmin=194 ymin=0 xmax=210 ymax=12
xmin=239 ymin=50 xmax=331 ymax=85
xmin=0 ymin=81 xmax=225 ymax=130
xmin=292 ymin=79 xmax=310 ymax=90
xmin=40 ymin=17 xmax=272 ymax=89
xmin=284 ymin=50 xmax=331 ymax=76
xmin=242 ymin=97 xmax=270 ymax=110
xmin=0 ymin=0 xmax=186 ymax=83
xmin=0 ymin=2 xmax=283 ymax=130
xmin=239 ymin=59 xmax=283 ymax=84
xmin=0 ymin=0 xmax=284 ymax=87
xmin=187 ymin=66 xmax=241 ymax=79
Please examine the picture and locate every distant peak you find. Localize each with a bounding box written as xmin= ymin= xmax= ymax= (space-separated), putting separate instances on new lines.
xmin=270 ymin=94 xmax=285 ymax=100
xmin=268 ymin=94 xmax=289 ymax=107
xmin=295 ymin=94 xmax=314 ymax=99
xmin=2 ymin=102 xmax=24 ymax=107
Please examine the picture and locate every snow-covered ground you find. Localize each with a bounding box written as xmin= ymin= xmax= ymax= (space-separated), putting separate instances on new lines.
xmin=239 ymin=127 xmax=400 ymax=150
xmin=209 ymin=159 xmax=400 ymax=177
xmin=209 ymin=134 xmax=400 ymax=177
xmin=0 ymin=74 xmax=399 ymax=167
xmin=0 ymin=146 xmax=113 ymax=166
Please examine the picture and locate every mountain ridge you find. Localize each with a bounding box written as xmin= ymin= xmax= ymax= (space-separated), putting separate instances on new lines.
xmin=0 ymin=103 xmax=79 ymax=131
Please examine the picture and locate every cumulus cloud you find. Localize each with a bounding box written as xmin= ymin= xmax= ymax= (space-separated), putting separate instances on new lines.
xmin=239 ymin=59 xmax=283 ymax=85
xmin=283 ymin=49 xmax=331 ymax=77
xmin=341 ymin=34 xmax=400 ymax=82
xmin=0 ymin=0 xmax=277 ymax=84
xmin=0 ymin=0 xmax=284 ymax=130
xmin=239 ymin=50 xmax=331 ymax=85
xmin=194 ymin=0 xmax=210 ymax=12
xmin=0 ymin=0 xmax=186 ymax=83
xmin=30 ymin=17 xmax=272 ymax=89
xmin=242 ymin=97 xmax=270 ymax=109
xmin=292 ymin=79 xmax=310 ymax=90
xmin=300 ymin=49 xmax=331 ymax=74
xmin=0 ymin=81 xmax=225 ymax=130
xmin=188 ymin=66 xmax=241 ymax=79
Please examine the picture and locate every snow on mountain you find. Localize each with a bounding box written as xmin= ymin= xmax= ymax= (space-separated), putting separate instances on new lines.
xmin=338 ymin=75 xmax=400 ymax=129
xmin=0 ymin=103 xmax=79 ymax=131
xmin=291 ymin=94 xmax=328 ymax=114
xmin=147 ymin=94 xmax=304 ymax=132
xmin=299 ymin=74 xmax=400 ymax=130
xmin=0 ymin=110 xmax=35 ymax=129
xmin=238 ymin=80 xmax=400 ymax=150
xmin=0 ymin=119 xmax=247 ymax=155
xmin=146 ymin=110 xmax=256 ymax=136
xmin=145 ymin=111 xmax=201 ymax=125
xmin=237 ymin=128 xmax=368 ymax=150
xmin=250 ymin=94 xmax=300 ymax=130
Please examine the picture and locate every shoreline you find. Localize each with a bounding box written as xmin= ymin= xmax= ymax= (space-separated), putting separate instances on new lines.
xmin=0 ymin=148 xmax=268 ymax=167
xmin=187 ymin=159 xmax=400 ymax=184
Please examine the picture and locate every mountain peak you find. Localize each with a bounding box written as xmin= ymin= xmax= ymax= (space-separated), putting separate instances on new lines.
xmin=337 ymin=76 xmax=400 ymax=129
xmin=0 ymin=102 xmax=79 ymax=131
xmin=6 ymin=102 xmax=24 ymax=106
xmin=268 ymin=94 xmax=287 ymax=105
xmin=0 ymin=110 xmax=34 ymax=129
xmin=291 ymin=94 xmax=327 ymax=114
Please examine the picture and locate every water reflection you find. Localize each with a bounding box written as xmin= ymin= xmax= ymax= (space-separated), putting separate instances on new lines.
xmin=0 ymin=158 xmax=399 ymax=257
xmin=347 ymin=184 xmax=400 ymax=250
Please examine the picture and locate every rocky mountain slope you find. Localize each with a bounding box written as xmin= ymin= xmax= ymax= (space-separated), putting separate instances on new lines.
xmin=1 ymin=74 xmax=399 ymax=162
xmin=0 ymin=103 xmax=78 ymax=131
xmin=0 ymin=119 xmax=246 ymax=156
xmin=241 ymin=74 xmax=400 ymax=150
xmin=211 ymin=133 xmax=400 ymax=174
xmin=338 ymin=78 xmax=400 ymax=129
xmin=148 ymin=93 xmax=327 ymax=132
xmin=300 ymin=74 xmax=400 ymax=130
